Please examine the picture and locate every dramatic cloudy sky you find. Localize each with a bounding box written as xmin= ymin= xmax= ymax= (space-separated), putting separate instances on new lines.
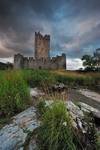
xmin=0 ymin=0 xmax=100 ymax=69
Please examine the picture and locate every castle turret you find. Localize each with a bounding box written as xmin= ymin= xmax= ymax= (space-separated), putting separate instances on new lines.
xmin=35 ymin=32 xmax=50 ymax=59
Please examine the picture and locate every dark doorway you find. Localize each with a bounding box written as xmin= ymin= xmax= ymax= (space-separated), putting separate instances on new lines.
xmin=39 ymin=66 xmax=42 ymax=69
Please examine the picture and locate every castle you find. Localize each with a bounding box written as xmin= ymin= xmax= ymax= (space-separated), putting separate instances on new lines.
xmin=14 ymin=32 xmax=66 ymax=69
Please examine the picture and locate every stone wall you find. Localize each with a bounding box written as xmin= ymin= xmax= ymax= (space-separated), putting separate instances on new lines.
xmin=14 ymin=32 xmax=66 ymax=70
xmin=14 ymin=53 xmax=66 ymax=69
xmin=35 ymin=32 xmax=50 ymax=59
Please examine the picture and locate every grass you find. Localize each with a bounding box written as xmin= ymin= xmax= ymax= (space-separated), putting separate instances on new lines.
xmin=21 ymin=69 xmax=56 ymax=87
xmin=0 ymin=69 xmax=99 ymax=128
xmin=1 ymin=69 xmax=99 ymax=89
xmin=0 ymin=69 xmax=99 ymax=149
xmin=0 ymin=70 xmax=30 ymax=118
xmin=0 ymin=69 xmax=99 ymax=117
xmin=36 ymin=99 xmax=100 ymax=150
xmin=51 ymin=70 xmax=100 ymax=92
xmin=37 ymin=101 xmax=77 ymax=150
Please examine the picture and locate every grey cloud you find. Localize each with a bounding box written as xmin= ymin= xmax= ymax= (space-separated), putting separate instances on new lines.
xmin=0 ymin=0 xmax=100 ymax=59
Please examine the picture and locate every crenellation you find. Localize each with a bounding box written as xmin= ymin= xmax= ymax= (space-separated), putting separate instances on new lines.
xmin=14 ymin=32 xmax=66 ymax=69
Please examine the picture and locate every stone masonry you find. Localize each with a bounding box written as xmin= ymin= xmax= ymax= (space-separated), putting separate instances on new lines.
xmin=14 ymin=32 xmax=66 ymax=69
xmin=35 ymin=32 xmax=50 ymax=59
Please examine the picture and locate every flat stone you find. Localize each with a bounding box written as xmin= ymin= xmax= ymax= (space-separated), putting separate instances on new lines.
xmin=79 ymin=102 xmax=99 ymax=113
xmin=30 ymin=88 xmax=44 ymax=98
xmin=78 ymin=89 xmax=100 ymax=103
xmin=0 ymin=107 xmax=40 ymax=150
xmin=79 ymin=102 xmax=100 ymax=128
xmin=66 ymin=101 xmax=84 ymax=118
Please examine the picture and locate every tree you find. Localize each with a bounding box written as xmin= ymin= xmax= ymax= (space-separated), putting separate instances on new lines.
xmin=82 ymin=55 xmax=94 ymax=71
xmin=81 ymin=49 xmax=100 ymax=71
xmin=93 ymin=49 xmax=100 ymax=71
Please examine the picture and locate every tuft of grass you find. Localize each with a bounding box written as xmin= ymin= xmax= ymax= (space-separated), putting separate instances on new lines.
xmin=37 ymin=101 xmax=76 ymax=150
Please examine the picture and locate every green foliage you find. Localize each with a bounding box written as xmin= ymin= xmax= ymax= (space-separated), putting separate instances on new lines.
xmin=82 ymin=55 xmax=93 ymax=67
xmin=37 ymin=101 xmax=76 ymax=150
xmin=82 ymin=49 xmax=100 ymax=71
xmin=0 ymin=71 xmax=30 ymax=117
xmin=22 ymin=69 xmax=56 ymax=87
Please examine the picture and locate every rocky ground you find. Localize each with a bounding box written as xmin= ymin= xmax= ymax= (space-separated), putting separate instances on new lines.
xmin=0 ymin=106 xmax=40 ymax=150
xmin=69 ymin=88 xmax=100 ymax=110
xmin=0 ymin=86 xmax=100 ymax=150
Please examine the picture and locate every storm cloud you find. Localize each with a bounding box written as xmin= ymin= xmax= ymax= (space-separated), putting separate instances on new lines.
xmin=0 ymin=0 xmax=100 ymax=62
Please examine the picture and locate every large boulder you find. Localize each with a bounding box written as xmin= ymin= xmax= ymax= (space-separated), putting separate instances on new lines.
xmin=0 ymin=107 xmax=39 ymax=150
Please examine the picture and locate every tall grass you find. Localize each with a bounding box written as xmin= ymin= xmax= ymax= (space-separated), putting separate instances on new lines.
xmin=37 ymin=101 xmax=76 ymax=150
xmin=21 ymin=69 xmax=56 ymax=87
xmin=51 ymin=70 xmax=100 ymax=89
xmin=0 ymin=69 xmax=99 ymax=117
xmin=1 ymin=69 xmax=98 ymax=89
xmin=0 ymin=71 xmax=30 ymax=117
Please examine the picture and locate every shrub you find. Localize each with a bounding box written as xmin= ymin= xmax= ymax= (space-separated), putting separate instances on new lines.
xmin=37 ymin=101 xmax=76 ymax=150
xmin=0 ymin=71 xmax=30 ymax=116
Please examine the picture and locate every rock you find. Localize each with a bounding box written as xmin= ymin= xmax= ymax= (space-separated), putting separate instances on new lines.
xmin=66 ymin=101 xmax=86 ymax=133
xmin=30 ymin=88 xmax=44 ymax=98
xmin=27 ymin=138 xmax=38 ymax=150
xmin=52 ymin=83 xmax=66 ymax=91
xmin=0 ymin=107 xmax=40 ymax=150
xmin=78 ymin=89 xmax=100 ymax=103
xmin=66 ymin=101 xmax=84 ymax=119
xmin=45 ymin=100 xmax=53 ymax=107
xmin=92 ymin=112 xmax=100 ymax=127
xmin=79 ymin=102 xmax=99 ymax=113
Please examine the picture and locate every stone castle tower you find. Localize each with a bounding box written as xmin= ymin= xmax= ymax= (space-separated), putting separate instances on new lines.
xmin=14 ymin=32 xmax=66 ymax=69
xmin=35 ymin=32 xmax=50 ymax=59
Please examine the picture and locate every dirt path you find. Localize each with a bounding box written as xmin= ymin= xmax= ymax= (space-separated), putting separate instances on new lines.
xmin=68 ymin=89 xmax=100 ymax=110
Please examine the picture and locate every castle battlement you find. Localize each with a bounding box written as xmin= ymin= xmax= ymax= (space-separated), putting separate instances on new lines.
xmin=14 ymin=32 xmax=66 ymax=70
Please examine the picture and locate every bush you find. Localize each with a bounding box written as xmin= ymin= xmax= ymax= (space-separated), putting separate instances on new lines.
xmin=0 ymin=71 xmax=30 ymax=116
xmin=37 ymin=101 xmax=76 ymax=150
